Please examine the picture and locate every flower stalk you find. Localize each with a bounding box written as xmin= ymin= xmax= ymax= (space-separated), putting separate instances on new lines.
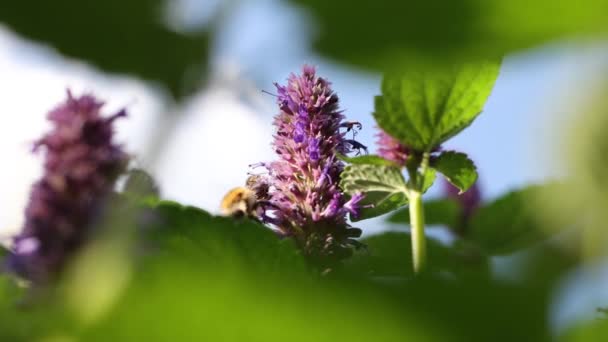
xmin=406 ymin=151 xmax=430 ymax=273
xmin=408 ymin=188 xmax=426 ymax=273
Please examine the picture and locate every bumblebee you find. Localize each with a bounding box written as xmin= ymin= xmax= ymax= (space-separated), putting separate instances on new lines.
xmin=220 ymin=175 xmax=272 ymax=218
xmin=220 ymin=186 xmax=258 ymax=218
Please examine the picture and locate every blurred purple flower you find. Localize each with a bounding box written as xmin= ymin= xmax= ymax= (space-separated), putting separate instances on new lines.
xmin=254 ymin=65 xmax=363 ymax=261
xmin=375 ymin=128 xmax=409 ymax=166
xmin=6 ymin=91 xmax=129 ymax=283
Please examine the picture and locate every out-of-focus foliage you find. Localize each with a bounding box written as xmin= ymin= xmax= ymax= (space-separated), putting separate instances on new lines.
xmin=346 ymin=231 xmax=461 ymax=277
xmin=374 ymin=61 xmax=500 ymax=152
xmin=0 ymin=0 xmax=209 ymax=98
xmin=388 ymin=183 xmax=576 ymax=257
xmin=562 ymin=319 xmax=608 ymax=342
xmin=431 ymin=151 xmax=478 ymax=193
xmin=0 ymin=201 xmax=555 ymax=341
xmin=143 ymin=201 xmax=307 ymax=272
xmin=387 ymin=199 xmax=460 ymax=227
xmin=290 ymin=0 xmax=608 ymax=70
xmin=467 ymin=183 xmax=576 ymax=256
xmin=554 ymin=81 xmax=608 ymax=261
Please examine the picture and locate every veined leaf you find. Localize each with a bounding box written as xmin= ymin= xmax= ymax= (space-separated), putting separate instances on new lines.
xmin=340 ymin=164 xmax=408 ymax=221
xmin=339 ymin=154 xmax=400 ymax=167
xmin=431 ymin=151 xmax=478 ymax=193
xmin=374 ymin=61 xmax=500 ymax=151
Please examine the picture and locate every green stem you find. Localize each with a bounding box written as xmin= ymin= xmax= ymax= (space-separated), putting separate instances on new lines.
xmin=408 ymin=189 xmax=426 ymax=273
xmin=407 ymin=151 xmax=430 ymax=274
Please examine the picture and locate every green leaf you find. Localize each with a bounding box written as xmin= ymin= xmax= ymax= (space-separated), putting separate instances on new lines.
xmin=0 ymin=0 xmax=209 ymax=98
xmin=374 ymin=61 xmax=500 ymax=151
xmin=431 ymin=151 xmax=478 ymax=193
xmin=340 ymin=164 xmax=408 ymax=221
xmin=143 ymin=201 xmax=306 ymax=271
xmin=123 ymin=168 xmax=160 ymax=200
xmin=421 ymin=168 xmax=437 ymax=194
xmin=339 ymin=154 xmax=400 ymax=167
xmin=289 ymin=0 xmax=608 ymax=71
xmin=345 ymin=232 xmax=456 ymax=277
xmin=387 ymin=199 xmax=460 ymax=227
xmin=468 ymin=184 xmax=575 ymax=256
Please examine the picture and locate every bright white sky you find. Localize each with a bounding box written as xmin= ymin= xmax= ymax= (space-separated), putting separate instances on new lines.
xmin=0 ymin=0 xmax=607 ymax=332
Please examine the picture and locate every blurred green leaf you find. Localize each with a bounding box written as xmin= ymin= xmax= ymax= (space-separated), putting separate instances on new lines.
xmin=347 ymin=231 xmax=454 ymax=277
xmin=289 ymin=0 xmax=608 ymax=70
xmin=340 ymin=164 xmax=408 ymax=221
xmin=123 ymin=168 xmax=160 ymax=200
xmin=374 ymin=61 xmax=500 ymax=151
xmin=561 ymin=318 xmax=608 ymax=342
xmin=144 ymin=201 xmax=306 ymax=272
xmin=0 ymin=274 xmax=77 ymax=340
xmin=339 ymin=154 xmax=400 ymax=167
xmin=559 ymin=85 xmax=608 ymax=260
xmin=468 ymin=184 xmax=575 ymax=256
xmin=0 ymin=0 xmax=209 ymax=98
xmin=387 ymin=199 xmax=460 ymax=227
xmin=81 ymin=256 xmax=442 ymax=342
xmin=431 ymin=151 xmax=478 ymax=193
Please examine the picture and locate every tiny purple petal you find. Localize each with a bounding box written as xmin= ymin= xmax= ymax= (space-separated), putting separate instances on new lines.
xmin=343 ymin=192 xmax=365 ymax=218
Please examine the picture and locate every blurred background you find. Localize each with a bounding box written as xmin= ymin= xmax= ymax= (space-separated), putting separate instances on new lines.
xmin=0 ymin=0 xmax=608 ymax=336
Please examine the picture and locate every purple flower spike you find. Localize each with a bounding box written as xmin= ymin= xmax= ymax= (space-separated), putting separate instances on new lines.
xmin=375 ymin=128 xmax=409 ymax=166
xmin=7 ymin=90 xmax=129 ymax=283
xmin=253 ymin=65 xmax=363 ymax=262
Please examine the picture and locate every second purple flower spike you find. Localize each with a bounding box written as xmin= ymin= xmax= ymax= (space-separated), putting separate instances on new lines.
xmin=7 ymin=91 xmax=129 ymax=284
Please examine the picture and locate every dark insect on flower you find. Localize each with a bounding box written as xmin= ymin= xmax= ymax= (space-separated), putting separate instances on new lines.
xmin=252 ymin=65 xmax=364 ymax=265
xmin=344 ymin=139 xmax=368 ymax=156
xmin=6 ymin=90 xmax=129 ymax=284
xmin=340 ymin=121 xmax=363 ymax=139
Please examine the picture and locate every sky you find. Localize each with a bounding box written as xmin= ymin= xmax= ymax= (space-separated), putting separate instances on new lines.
xmin=0 ymin=0 xmax=607 ymax=333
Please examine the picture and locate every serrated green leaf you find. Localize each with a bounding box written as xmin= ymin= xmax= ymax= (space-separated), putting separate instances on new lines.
xmin=431 ymin=151 xmax=478 ymax=193
xmin=374 ymin=61 xmax=500 ymax=151
xmin=339 ymin=154 xmax=400 ymax=167
xmin=340 ymin=164 xmax=408 ymax=221
xmin=468 ymin=184 xmax=575 ymax=256
xmin=387 ymin=199 xmax=461 ymax=227
xmin=0 ymin=0 xmax=209 ymax=98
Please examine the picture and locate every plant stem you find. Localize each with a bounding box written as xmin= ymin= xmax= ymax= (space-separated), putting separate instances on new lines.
xmin=408 ymin=189 xmax=426 ymax=273
xmin=407 ymin=151 xmax=430 ymax=274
